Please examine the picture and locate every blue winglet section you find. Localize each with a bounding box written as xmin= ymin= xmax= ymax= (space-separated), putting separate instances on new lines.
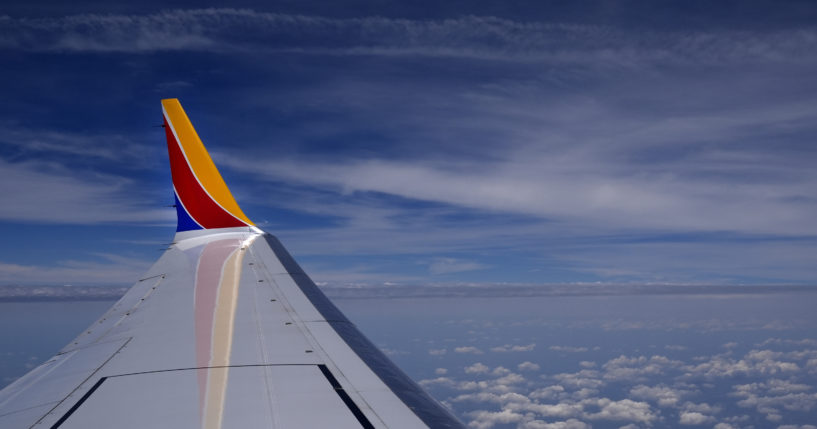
xmin=175 ymin=193 xmax=203 ymax=232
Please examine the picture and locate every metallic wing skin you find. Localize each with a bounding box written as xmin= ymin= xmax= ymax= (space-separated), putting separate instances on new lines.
xmin=0 ymin=100 xmax=464 ymax=429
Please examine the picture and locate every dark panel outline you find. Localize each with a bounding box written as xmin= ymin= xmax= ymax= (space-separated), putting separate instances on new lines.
xmin=34 ymin=338 xmax=133 ymax=427
xmin=318 ymin=365 xmax=375 ymax=429
xmin=108 ymin=363 xmax=317 ymax=378
xmin=49 ymin=377 xmax=107 ymax=429
xmin=48 ymin=364 xmax=375 ymax=429
xmin=263 ymin=234 xmax=465 ymax=428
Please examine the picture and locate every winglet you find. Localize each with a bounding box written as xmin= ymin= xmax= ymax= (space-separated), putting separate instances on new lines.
xmin=162 ymin=99 xmax=254 ymax=232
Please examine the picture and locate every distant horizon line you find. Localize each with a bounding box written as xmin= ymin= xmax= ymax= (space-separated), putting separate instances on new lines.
xmin=1 ymin=283 xmax=815 ymax=302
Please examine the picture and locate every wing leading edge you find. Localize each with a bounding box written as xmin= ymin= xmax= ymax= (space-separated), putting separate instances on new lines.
xmin=0 ymin=100 xmax=464 ymax=429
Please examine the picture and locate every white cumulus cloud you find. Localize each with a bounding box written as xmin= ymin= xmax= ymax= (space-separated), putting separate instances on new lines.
xmin=492 ymin=343 xmax=536 ymax=353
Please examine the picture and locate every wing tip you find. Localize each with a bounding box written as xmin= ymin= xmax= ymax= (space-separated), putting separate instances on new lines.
xmin=162 ymin=99 xmax=255 ymax=233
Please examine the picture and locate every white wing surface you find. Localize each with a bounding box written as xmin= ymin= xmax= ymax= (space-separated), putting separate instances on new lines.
xmin=0 ymin=99 xmax=463 ymax=429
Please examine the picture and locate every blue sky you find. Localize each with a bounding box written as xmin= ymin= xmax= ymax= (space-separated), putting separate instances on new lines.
xmin=1 ymin=1 xmax=816 ymax=287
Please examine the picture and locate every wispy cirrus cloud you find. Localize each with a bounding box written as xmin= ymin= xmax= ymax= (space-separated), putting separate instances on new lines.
xmin=429 ymin=258 xmax=488 ymax=275
xmin=218 ymin=117 xmax=817 ymax=237
xmin=1 ymin=9 xmax=816 ymax=65
xmin=0 ymin=158 xmax=171 ymax=224
xmin=2 ymin=8 xmax=816 ymax=286
xmin=0 ymin=253 xmax=151 ymax=286
xmin=0 ymin=123 xmax=156 ymax=163
xmin=194 ymin=24 xmax=817 ymax=285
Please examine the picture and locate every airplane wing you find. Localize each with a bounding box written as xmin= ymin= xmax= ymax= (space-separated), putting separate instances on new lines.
xmin=0 ymin=99 xmax=464 ymax=429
